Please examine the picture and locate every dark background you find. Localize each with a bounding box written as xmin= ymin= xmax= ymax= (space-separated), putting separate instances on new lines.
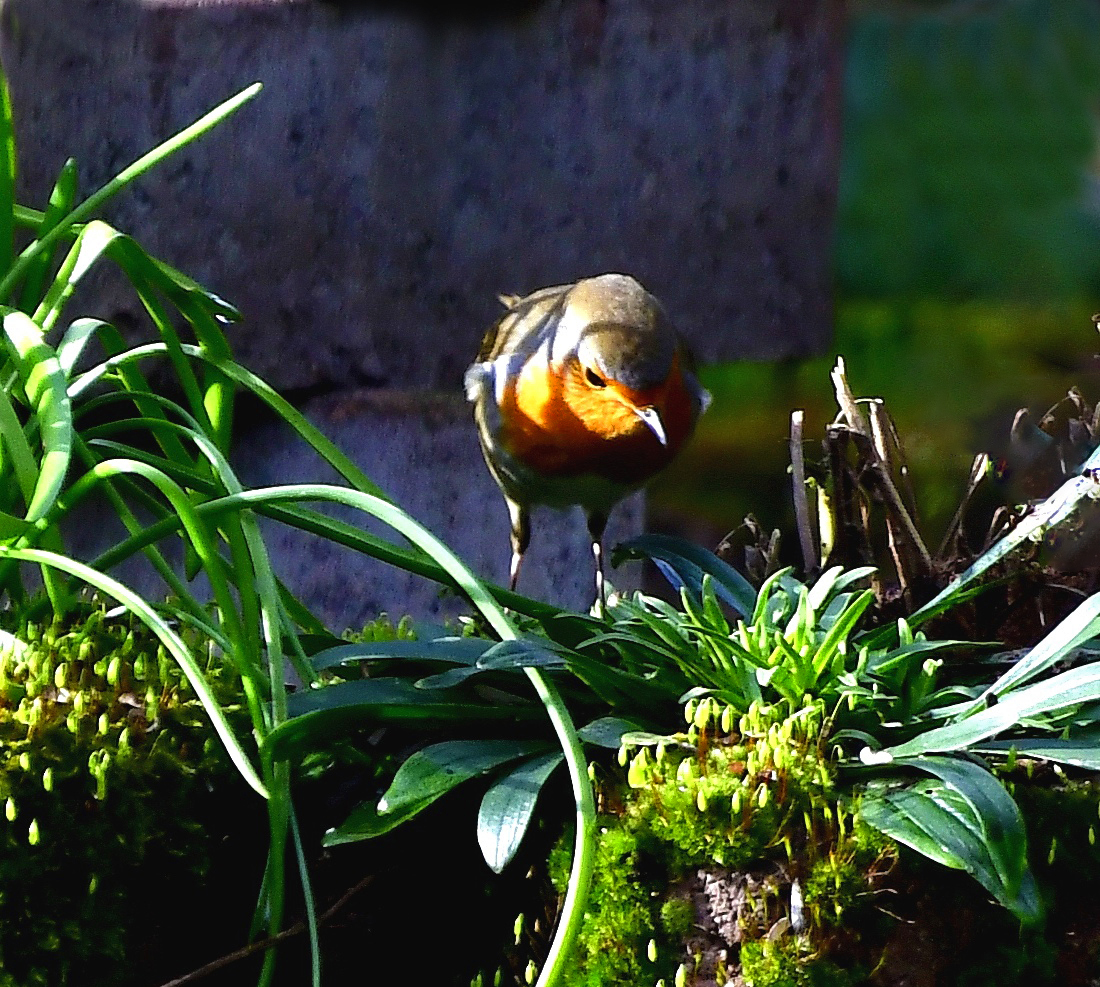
xmin=659 ymin=0 xmax=1100 ymax=557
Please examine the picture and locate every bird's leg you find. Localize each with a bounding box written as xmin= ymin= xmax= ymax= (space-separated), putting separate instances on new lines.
xmin=507 ymin=499 xmax=530 ymax=592
xmin=587 ymin=511 xmax=609 ymax=615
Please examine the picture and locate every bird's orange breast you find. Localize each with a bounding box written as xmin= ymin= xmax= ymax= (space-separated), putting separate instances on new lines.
xmin=497 ymin=352 xmax=696 ymax=487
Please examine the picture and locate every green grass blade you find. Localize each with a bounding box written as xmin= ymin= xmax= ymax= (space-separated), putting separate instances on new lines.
xmin=0 ymin=72 xmax=14 ymax=283
xmin=56 ymin=318 xmax=106 ymax=376
xmin=812 ymin=588 xmax=874 ymax=678
xmin=19 ymin=158 xmax=77 ymax=314
xmin=0 ymin=381 xmax=36 ymax=507
xmin=289 ymin=808 xmax=321 ymax=987
xmin=2 ymin=310 xmax=72 ymax=522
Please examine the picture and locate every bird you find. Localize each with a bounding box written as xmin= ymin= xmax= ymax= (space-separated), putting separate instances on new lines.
xmin=464 ymin=273 xmax=710 ymax=603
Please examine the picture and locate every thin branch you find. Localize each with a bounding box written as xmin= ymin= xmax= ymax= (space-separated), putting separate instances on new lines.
xmin=790 ymin=410 xmax=819 ymax=573
xmin=153 ymin=874 xmax=375 ymax=987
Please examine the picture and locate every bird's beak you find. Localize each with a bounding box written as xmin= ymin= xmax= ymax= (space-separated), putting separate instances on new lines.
xmin=634 ymin=406 xmax=667 ymax=446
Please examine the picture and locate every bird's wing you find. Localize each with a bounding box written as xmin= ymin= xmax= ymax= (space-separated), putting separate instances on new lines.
xmin=477 ymin=282 xmax=573 ymax=362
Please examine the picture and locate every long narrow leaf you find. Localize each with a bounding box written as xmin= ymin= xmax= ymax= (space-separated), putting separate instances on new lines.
xmin=0 ymin=73 xmax=13 ymax=282
xmin=271 ymin=678 xmax=539 ymax=762
xmin=908 ymin=463 xmax=1100 ymax=630
xmin=19 ymin=158 xmax=76 ymax=314
xmin=885 ymin=661 xmax=1100 ymax=758
xmin=0 ymin=83 xmax=263 ymax=303
xmin=309 ymin=637 xmax=492 ymax=672
xmin=2 ymin=310 xmax=72 ymax=522
xmin=981 ymin=590 xmax=1100 ymax=702
xmin=812 ymin=588 xmax=874 ymax=678
xmin=974 ymin=734 xmax=1100 ymax=770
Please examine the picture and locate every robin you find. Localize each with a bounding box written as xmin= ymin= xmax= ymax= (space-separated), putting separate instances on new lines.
xmin=465 ymin=273 xmax=710 ymax=602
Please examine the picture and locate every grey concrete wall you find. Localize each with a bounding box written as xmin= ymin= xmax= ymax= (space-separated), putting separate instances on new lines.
xmin=0 ymin=0 xmax=843 ymax=622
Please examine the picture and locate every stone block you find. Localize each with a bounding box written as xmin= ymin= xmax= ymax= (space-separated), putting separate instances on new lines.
xmin=1 ymin=0 xmax=842 ymax=393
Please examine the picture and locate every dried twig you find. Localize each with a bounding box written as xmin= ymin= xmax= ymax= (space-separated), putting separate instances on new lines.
xmin=790 ymin=410 xmax=819 ymax=573
xmin=154 ymin=874 xmax=375 ymax=987
xmin=937 ymin=453 xmax=991 ymax=559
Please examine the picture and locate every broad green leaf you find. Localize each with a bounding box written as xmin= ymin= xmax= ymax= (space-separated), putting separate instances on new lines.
xmin=478 ymin=752 xmax=562 ymax=873
xmin=614 ymin=533 xmax=757 ymax=616
xmin=269 ymin=678 xmax=541 ymax=761
xmin=412 ymin=638 xmax=568 ymax=688
xmin=323 ymin=799 xmax=419 ymax=844
xmin=578 ymin=716 xmax=646 ymax=748
xmin=860 ymin=774 xmax=1039 ymax=923
xmin=895 ymin=755 xmax=1025 ymax=895
xmin=478 ymin=638 xmax=568 ymax=670
xmin=415 ymin=665 xmax=488 ymax=690
xmin=370 ymin=739 xmax=547 ymax=834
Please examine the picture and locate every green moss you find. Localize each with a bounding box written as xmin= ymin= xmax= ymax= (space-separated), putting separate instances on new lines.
xmin=740 ymin=938 xmax=851 ymax=987
xmin=659 ymin=897 xmax=695 ymax=941
xmin=622 ymin=699 xmax=837 ymax=872
xmin=801 ymin=818 xmax=894 ymax=929
xmin=342 ymin=613 xmax=417 ymax=642
xmin=0 ymin=605 xmax=253 ymax=987
xmin=550 ymin=699 xmax=885 ymax=986
xmin=548 ymin=823 xmax=674 ymax=986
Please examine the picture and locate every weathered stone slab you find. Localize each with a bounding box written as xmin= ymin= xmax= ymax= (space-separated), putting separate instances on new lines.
xmin=2 ymin=0 xmax=841 ymax=392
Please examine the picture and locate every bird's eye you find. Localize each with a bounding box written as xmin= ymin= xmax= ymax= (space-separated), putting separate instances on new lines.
xmin=584 ymin=366 xmax=606 ymax=388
